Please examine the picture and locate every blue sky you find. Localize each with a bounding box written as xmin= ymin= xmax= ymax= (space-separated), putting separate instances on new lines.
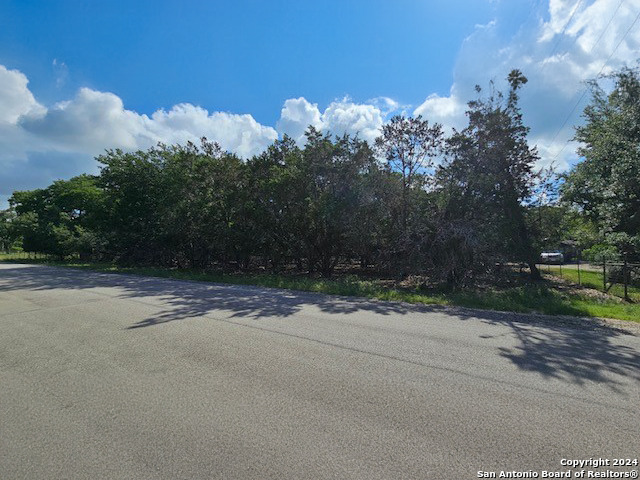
xmin=1 ymin=0 xmax=639 ymax=205
xmin=1 ymin=0 xmax=510 ymax=123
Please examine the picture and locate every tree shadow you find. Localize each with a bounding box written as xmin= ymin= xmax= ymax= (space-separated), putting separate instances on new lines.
xmin=1 ymin=264 xmax=639 ymax=390
xmin=0 ymin=264 xmax=412 ymax=323
xmin=449 ymin=307 xmax=640 ymax=391
xmin=496 ymin=321 xmax=639 ymax=390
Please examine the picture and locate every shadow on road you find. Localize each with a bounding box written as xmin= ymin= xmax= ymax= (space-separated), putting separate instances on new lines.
xmin=1 ymin=264 xmax=638 ymax=389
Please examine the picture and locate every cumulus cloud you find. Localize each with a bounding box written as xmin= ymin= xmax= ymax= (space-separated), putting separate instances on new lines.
xmin=413 ymin=87 xmax=467 ymax=133
xmin=413 ymin=0 xmax=640 ymax=170
xmin=0 ymin=68 xmax=278 ymax=200
xmin=276 ymin=97 xmax=323 ymax=144
xmin=20 ymin=88 xmax=278 ymax=158
xmin=0 ymin=65 xmax=46 ymax=124
xmin=322 ymin=98 xmax=384 ymax=144
xmin=366 ymin=96 xmax=404 ymax=116
xmin=149 ymin=105 xmax=278 ymax=158
xmin=0 ymin=66 xmax=49 ymax=186
xmin=276 ymin=96 xmax=385 ymax=145
xmin=21 ymin=88 xmax=150 ymax=153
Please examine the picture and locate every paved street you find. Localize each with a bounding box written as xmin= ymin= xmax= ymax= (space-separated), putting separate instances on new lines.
xmin=1 ymin=263 xmax=638 ymax=479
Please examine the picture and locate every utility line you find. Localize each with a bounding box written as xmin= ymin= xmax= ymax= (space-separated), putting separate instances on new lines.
xmin=588 ymin=0 xmax=625 ymax=53
xmin=548 ymin=5 xmax=640 ymax=163
xmin=542 ymin=0 xmax=584 ymax=68
xmin=541 ymin=0 xmax=624 ymax=74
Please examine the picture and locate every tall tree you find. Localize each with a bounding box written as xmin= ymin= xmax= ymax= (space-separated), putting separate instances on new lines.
xmin=160 ymin=139 xmax=249 ymax=269
xmin=439 ymin=69 xmax=541 ymax=282
xmin=10 ymin=175 xmax=103 ymax=258
xmin=0 ymin=208 xmax=18 ymax=252
xmin=246 ymin=135 xmax=306 ymax=271
xmin=562 ymin=66 xmax=640 ymax=256
xmin=96 ymin=148 xmax=167 ymax=263
xmin=300 ymin=128 xmax=377 ymax=276
xmin=375 ymin=115 xmax=443 ymax=232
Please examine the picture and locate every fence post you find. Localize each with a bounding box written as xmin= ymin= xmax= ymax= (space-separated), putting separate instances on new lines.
xmin=603 ymin=255 xmax=606 ymax=292
xmin=577 ymin=252 xmax=581 ymax=285
xmin=623 ymin=253 xmax=629 ymax=302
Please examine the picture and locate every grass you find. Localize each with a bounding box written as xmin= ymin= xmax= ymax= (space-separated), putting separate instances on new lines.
xmin=545 ymin=265 xmax=640 ymax=302
xmin=2 ymin=254 xmax=639 ymax=323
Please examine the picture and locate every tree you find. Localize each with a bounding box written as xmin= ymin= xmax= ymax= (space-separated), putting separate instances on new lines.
xmin=10 ymin=175 xmax=104 ymax=258
xmin=438 ymin=69 xmax=541 ymax=283
xmin=96 ymin=139 xmax=253 ymax=269
xmin=0 ymin=208 xmax=18 ymax=252
xmin=375 ymin=115 xmax=443 ymax=233
xmin=299 ymin=128 xmax=377 ymax=276
xmin=159 ymin=139 xmax=249 ymax=269
xmin=562 ymin=66 xmax=640 ymax=257
xmin=97 ymin=147 xmax=168 ymax=263
xmin=246 ymin=135 xmax=306 ymax=271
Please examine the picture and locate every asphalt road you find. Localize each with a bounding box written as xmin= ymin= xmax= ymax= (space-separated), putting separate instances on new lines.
xmin=1 ymin=263 xmax=639 ymax=480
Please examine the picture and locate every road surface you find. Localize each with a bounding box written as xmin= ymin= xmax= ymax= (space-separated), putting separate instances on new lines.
xmin=1 ymin=263 xmax=638 ymax=479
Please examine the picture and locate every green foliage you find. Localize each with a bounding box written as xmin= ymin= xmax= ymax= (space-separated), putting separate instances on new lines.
xmin=0 ymin=208 xmax=19 ymax=252
xmin=562 ymin=66 xmax=640 ymax=257
xmin=436 ymin=70 xmax=541 ymax=284
xmin=525 ymin=205 xmax=602 ymax=260
xmin=374 ymin=115 xmax=444 ymax=274
xmin=7 ymin=69 xmax=553 ymax=286
xmin=298 ymin=129 xmax=382 ymax=276
xmin=582 ymin=244 xmax=620 ymax=263
xmin=10 ymin=175 xmax=103 ymax=258
xmin=526 ymin=205 xmax=569 ymax=251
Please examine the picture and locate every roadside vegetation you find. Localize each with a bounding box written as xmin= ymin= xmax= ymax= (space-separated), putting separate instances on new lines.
xmin=545 ymin=265 xmax=640 ymax=303
xmin=2 ymin=66 xmax=639 ymax=323
xmin=2 ymin=254 xmax=638 ymax=322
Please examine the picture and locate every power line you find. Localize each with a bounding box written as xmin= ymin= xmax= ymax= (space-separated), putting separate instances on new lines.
xmin=588 ymin=0 xmax=625 ymax=54
xmin=542 ymin=0 xmax=624 ymax=75
xmin=544 ymin=0 xmax=583 ymax=64
xmin=548 ymin=5 xmax=640 ymax=163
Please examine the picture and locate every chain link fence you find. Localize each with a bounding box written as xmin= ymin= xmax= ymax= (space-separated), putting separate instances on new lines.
xmin=599 ymin=256 xmax=640 ymax=302
xmin=539 ymin=254 xmax=639 ymax=303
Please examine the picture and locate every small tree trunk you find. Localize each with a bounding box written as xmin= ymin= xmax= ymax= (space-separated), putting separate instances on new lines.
xmin=528 ymin=261 xmax=541 ymax=280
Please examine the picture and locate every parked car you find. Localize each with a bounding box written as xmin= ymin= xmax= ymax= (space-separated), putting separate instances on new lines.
xmin=540 ymin=250 xmax=564 ymax=264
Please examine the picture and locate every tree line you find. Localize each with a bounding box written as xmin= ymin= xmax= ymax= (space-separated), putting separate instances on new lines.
xmin=3 ymin=67 xmax=639 ymax=285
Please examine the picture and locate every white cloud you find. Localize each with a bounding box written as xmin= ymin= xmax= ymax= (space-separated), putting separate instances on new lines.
xmin=148 ymin=104 xmax=278 ymax=158
xmin=0 ymin=69 xmax=278 ymax=200
xmin=321 ymin=98 xmax=384 ymax=144
xmin=276 ymin=96 xmax=385 ymax=145
xmin=0 ymin=66 xmax=48 ymax=186
xmin=276 ymin=97 xmax=323 ymax=144
xmin=20 ymin=88 xmax=278 ymax=158
xmin=0 ymin=65 xmax=46 ymax=124
xmin=413 ymin=88 xmax=467 ymax=133
xmin=366 ymin=96 xmax=403 ymax=116
xmin=411 ymin=0 xmax=640 ymax=171
xmin=21 ymin=88 xmax=149 ymax=153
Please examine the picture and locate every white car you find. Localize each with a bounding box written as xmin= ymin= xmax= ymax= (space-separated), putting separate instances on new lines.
xmin=540 ymin=251 xmax=564 ymax=264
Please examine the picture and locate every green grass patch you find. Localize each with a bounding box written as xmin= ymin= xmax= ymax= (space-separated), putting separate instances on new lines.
xmin=2 ymin=255 xmax=639 ymax=323
xmin=450 ymin=286 xmax=640 ymax=322
xmin=545 ymin=265 xmax=640 ymax=302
